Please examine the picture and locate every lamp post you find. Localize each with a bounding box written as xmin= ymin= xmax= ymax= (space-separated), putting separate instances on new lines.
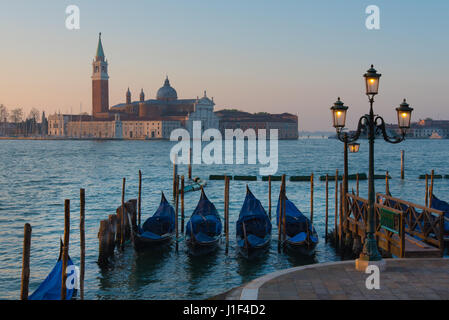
xmin=340 ymin=135 xmax=359 ymax=247
xmin=330 ymin=65 xmax=413 ymax=271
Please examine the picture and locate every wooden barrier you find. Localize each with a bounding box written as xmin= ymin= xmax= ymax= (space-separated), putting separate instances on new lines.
xmin=345 ymin=193 xmax=405 ymax=258
xmin=234 ymin=175 xmax=257 ymax=181
xmin=377 ymin=193 xmax=444 ymax=257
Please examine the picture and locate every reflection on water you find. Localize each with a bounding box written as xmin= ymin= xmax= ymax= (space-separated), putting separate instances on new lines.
xmin=1 ymin=139 xmax=449 ymax=299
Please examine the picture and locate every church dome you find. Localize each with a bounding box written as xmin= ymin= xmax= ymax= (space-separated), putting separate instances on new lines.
xmin=156 ymin=77 xmax=177 ymax=101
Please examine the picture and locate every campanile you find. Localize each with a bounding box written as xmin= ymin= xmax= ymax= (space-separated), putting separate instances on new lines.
xmin=92 ymin=33 xmax=109 ymax=118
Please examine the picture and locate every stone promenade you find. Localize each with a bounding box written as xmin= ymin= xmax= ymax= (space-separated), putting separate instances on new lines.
xmin=218 ymin=258 xmax=449 ymax=300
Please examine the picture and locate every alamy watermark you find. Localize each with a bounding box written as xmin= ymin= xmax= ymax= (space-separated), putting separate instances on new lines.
xmin=65 ymin=5 xmax=80 ymax=30
xmin=365 ymin=265 xmax=380 ymax=290
xmin=169 ymin=121 xmax=279 ymax=175
xmin=365 ymin=5 xmax=380 ymax=30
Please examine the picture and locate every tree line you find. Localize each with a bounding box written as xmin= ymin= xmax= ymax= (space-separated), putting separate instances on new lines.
xmin=0 ymin=104 xmax=48 ymax=136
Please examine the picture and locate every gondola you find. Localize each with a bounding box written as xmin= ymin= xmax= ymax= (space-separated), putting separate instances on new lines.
xmin=185 ymin=188 xmax=222 ymax=255
xmin=277 ymin=193 xmax=318 ymax=255
xmin=129 ymin=192 xmax=175 ymax=251
xmin=236 ymin=186 xmax=272 ymax=258
xmin=430 ymin=193 xmax=449 ymax=234
xmin=28 ymin=240 xmax=77 ymax=300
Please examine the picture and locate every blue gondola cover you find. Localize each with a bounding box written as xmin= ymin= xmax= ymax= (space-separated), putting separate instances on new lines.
xmin=140 ymin=192 xmax=175 ymax=239
xmin=236 ymin=188 xmax=271 ymax=247
xmin=186 ymin=190 xmax=222 ymax=239
xmin=28 ymin=258 xmax=76 ymax=300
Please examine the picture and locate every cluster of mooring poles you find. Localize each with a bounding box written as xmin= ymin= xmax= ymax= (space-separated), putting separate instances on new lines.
xmin=20 ymin=189 xmax=86 ymax=300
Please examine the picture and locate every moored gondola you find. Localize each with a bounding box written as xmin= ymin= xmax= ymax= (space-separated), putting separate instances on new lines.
xmin=430 ymin=193 xmax=449 ymax=234
xmin=277 ymin=193 xmax=318 ymax=256
xmin=129 ymin=192 xmax=175 ymax=251
xmin=28 ymin=240 xmax=77 ymax=300
xmin=185 ymin=188 xmax=222 ymax=256
xmin=236 ymin=186 xmax=272 ymax=259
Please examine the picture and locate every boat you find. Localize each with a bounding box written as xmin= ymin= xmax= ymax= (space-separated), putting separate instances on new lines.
xmin=129 ymin=192 xmax=175 ymax=251
xmin=430 ymin=194 xmax=449 ymax=234
xmin=429 ymin=131 xmax=443 ymax=139
xmin=183 ymin=176 xmax=207 ymax=193
xmin=185 ymin=188 xmax=222 ymax=255
xmin=236 ymin=186 xmax=272 ymax=258
xmin=276 ymin=193 xmax=318 ymax=255
xmin=28 ymin=240 xmax=77 ymax=300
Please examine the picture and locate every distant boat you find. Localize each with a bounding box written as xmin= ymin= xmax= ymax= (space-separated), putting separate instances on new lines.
xmin=186 ymin=188 xmax=222 ymax=255
xmin=276 ymin=194 xmax=318 ymax=255
xmin=429 ymin=131 xmax=442 ymax=139
xmin=183 ymin=177 xmax=207 ymax=193
xmin=28 ymin=240 xmax=77 ymax=300
xmin=129 ymin=192 xmax=175 ymax=251
xmin=236 ymin=186 xmax=272 ymax=259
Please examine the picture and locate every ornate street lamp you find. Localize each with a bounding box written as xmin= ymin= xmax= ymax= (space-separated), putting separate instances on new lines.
xmin=396 ymin=99 xmax=413 ymax=130
xmin=348 ymin=143 xmax=360 ymax=153
xmin=330 ymin=98 xmax=348 ymax=129
xmin=331 ymin=65 xmax=413 ymax=271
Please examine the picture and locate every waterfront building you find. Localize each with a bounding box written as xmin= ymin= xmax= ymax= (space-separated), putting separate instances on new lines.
xmin=48 ymin=33 xmax=298 ymax=140
xmin=386 ymin=118 xmax=449 ymax=138
xmin=215 ymin=109 xmax=299 ymax=139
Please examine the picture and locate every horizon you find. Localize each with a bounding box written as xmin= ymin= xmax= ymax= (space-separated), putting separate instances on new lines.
xmin=0 ymin=0 xmax=448 ymax=130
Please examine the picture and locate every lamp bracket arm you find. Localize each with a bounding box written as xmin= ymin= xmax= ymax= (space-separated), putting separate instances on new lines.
xmin=374 ymin=116 xmax=405 ymax=144
xmin=336 ymin=115 xmax=368 ymax=143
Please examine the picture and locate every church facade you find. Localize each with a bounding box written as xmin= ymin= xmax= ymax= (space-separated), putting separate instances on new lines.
xmin=49 ymin=33 xmax=219 ymax=139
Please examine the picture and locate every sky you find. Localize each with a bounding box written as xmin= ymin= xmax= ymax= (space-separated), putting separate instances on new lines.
xmin=0 ymin=0 xmax=448 ymax=131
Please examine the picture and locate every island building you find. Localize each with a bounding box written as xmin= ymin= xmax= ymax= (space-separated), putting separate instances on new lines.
xmin=48 ymin=33 xmax=298 ymax=139
xmin=386 ymin=119 xmax=449 ymax=139
xmin=215 ymin=109 xmax=299 ymax=139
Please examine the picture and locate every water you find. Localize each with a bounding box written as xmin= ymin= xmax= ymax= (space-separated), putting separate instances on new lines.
xmin=1 ymin=139 xmax=448 ymax=300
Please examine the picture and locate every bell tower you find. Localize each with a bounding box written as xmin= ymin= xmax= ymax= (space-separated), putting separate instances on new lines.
xmin=92 ymin=33 xmax=109 ymax=118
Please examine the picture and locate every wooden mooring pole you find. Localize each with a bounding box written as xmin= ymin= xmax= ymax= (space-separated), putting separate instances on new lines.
xmin=121 ymin=178 xmax=126 ymax=250
xmin=325 ymin=174 xmax=329 ymax=242
xmin=181 ymin=176 xmax=185 ymax=234
xmin=138 ymin=170 xmax=142 ymax=227
xmin=356 ymin=173 xmax=359 ymax=196
xmin=224 ymin=176 xmax=230 ymax=254
xmin=425 ymin=174 xmax=429 ymax=207
xmin=282 ymin=174 xmax=287 ymax=247
xmin=175 ymin=175 xmax=179 ymax=252
xmin=20 ymin=223 xmax=32 ymax=300
xmin=334 ymin=169 xmax=338 ymax=243
xmin=188 ymin=148 xmax=192 ymax=180
xmin=173 ymin=154 xmax=178 ymax=199
xmin=61 ymin=199 xmax=70 ymax=300
xmin=79 ymin=189 xmax=85 ymax=300
xmin=386 ymin=171 xmax=390 ymax=195
xmin=268 ymin=175 xmax=272 ymax=220
xmin=430 ymin=170 xmax=435 ymax=206
xmin=401 ymin=150 xmax=405 ymax=180
xmin=310 ymin=173 xmax=314 ymax=223
xmin=339 ymin=182 xmax=343 ymax=248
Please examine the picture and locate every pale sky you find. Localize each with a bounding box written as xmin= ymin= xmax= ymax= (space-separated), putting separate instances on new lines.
xmin=0 ymin=0 xmax=448 ymax=130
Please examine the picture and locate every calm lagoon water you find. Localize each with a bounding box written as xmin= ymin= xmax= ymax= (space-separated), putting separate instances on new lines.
xmin=0 ymin=139 xmax=448 ymax=299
